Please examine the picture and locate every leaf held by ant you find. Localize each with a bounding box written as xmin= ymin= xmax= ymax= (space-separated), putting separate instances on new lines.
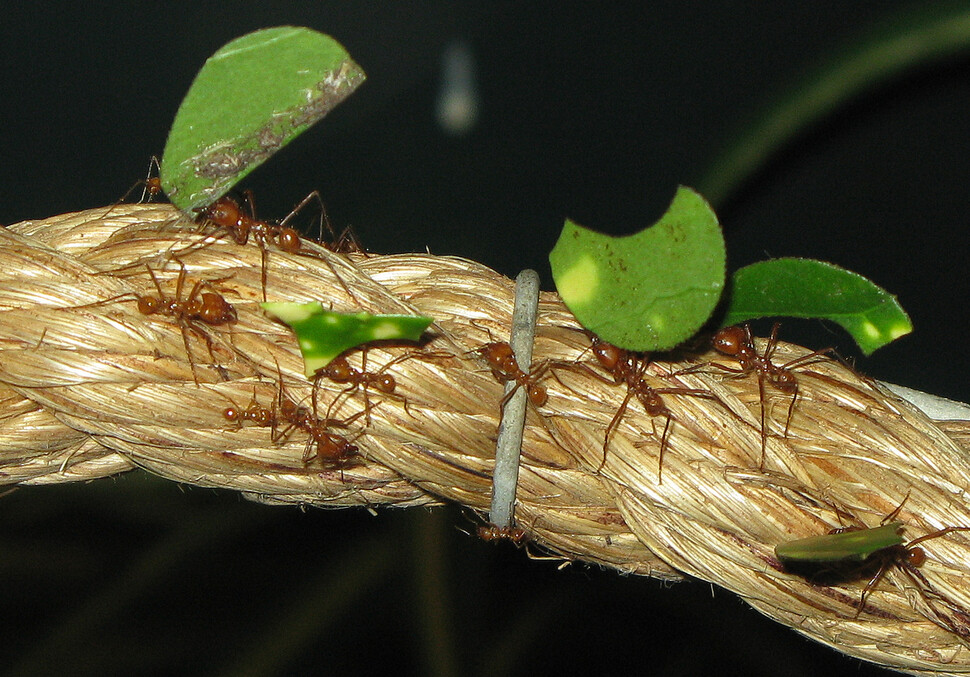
xmin=261 ymin=303 xmax=433 ymax=377
xmin=775 ymin=522 xmax=905 ymax=566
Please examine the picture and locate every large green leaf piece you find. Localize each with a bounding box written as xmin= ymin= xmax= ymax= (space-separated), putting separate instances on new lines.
xmin=722 ymin=258 xmax=912 ymax=355
xmin=262 ymin=303 xmax=433 ymax=377
xmin=549 ymin=186 xmax=725 ymax=351
xmin=161 ymin=27 xmax=365 ymax=211
xmin=775 ymin=522 xmax=905 ymax=565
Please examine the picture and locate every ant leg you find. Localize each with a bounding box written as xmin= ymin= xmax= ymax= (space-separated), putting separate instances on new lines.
xmin=657 ymin=413 xmax=673 ymax=484
xmin=762 ymin=322 xmax=781 ymax=363
xmin=259 ymin=242 xmax=268 ymax=303
xmin=599 ymin=389 xmax=634 ymax=473
xmin=855 ymin=561 xmax=891 ymax=618
xmin=758 ymin=371 xmax=768 ymax=470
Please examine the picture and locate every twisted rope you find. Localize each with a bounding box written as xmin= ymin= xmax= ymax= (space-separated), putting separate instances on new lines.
xmin=3 ymin=203 xmax=970 ymax=674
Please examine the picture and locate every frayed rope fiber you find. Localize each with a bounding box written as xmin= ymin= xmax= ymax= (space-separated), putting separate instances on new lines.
xmin=3 ymin=203 xmax=970 ymax=674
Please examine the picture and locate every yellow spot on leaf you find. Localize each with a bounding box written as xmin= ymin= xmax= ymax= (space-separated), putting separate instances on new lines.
xmin=556 ymin=255 xmax=599 ymax=308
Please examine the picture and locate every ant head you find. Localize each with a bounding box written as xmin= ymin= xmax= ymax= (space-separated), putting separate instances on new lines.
xmin=905 ymin=546 xmax=927 ymax=568
xmin=321 ymin=356 xmax=353 ymax=381
xmin=591 ymin=338 xmax=623 ymax=372
xmin=197 ymin=197 xmax=242 ymax=229
xmin=712 ymin=326 xmax=747 ymax=357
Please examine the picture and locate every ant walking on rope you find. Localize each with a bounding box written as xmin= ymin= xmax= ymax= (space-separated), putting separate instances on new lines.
xmin=692 ymin=323 xmax=833 ymax=470
xmin=77 ymin=262 xmax=236 ymax=384
xmin=776 ymin=495 xmax=970 ymax=634
xmin=475 ymin=340 xmax=549 ymax=408
xmin=574 ymin=336 xmax=712 ymax=482
xmin=195 ymin=190 xmax=362 ymax=301
xmin=223 ymin=366 xmax=372 ymax=466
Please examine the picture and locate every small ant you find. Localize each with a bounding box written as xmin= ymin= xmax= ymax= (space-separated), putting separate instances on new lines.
xmin=778 ymin=497 xmax=970 ymax=632
xmin=223 ymin=372 xmax=368 ymax=467
xmin=78 ymin=263 xmax=236 ymax=384
xmin=704 ymin=323 xmax=833 ymax=470
xmin=314 ymin=347 xmax=425 ymax=423
xmin=477 ymin=523 xmax=528 ymax=545
xmin=475 ymin=341 xmax=548 ymax=407
xmin=118 ymin=156 xmax=163 ymax=204
xmin=556 ymin=336 xmax=711 ymax=482
xmin=195 ymin=190 xmax=360 ymax=301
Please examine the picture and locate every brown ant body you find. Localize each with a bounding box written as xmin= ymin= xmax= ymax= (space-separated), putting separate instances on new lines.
xmin=705 ymin=324 xmax=833 ymax=469
xmin=223 ymin=375 xmax=368 ymax=466
xmin=853 ymin=526 xmax=970 ymax=621
xmin=315 ymin=348 xmax=416 ymax=424
xmin=477 ymin=523 xmax=528 ymax=545
xmin=475 ymin=341 xmax=548 ymax=407
xmin=581 ymin=337 xmax=710 ymax=481
xmin=85 ymin=264 xmax=236 ymax=384
xmin=195 ymin=190 xmax=360 ymax=301
xmin=781 ymin=497 xmax=970 ymax=633
xmin=104 ymin=157 xmax=164 ymax=216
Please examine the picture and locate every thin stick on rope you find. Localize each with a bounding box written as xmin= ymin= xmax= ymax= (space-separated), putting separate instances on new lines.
xmin=488 ymin=268 xmax=540 ymax=532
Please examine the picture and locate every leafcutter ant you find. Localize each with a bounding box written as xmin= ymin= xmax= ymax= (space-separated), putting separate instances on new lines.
xmin=77 ymin=263 xmax=236 ymax=384
xmin=474 ymin=341 xmax=548 ymax=408
xmin=477 ymin=523 xmax=528 ymax=546
xmin=194 ymin=190 xmax=360 ymax=302
xmin=223 ymin=369 xmax=370 ymax=467
xmin=116 ymin=156 xmax=164 ymax=205
xmin=702 ymin=323 xmax=833 ymax=470
xmin=564 ymin=336 xmax=712 ymax=482
xmin=776 ymin=498 xmax=970 ymax=631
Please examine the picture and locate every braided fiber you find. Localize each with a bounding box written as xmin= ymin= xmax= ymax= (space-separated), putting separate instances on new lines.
xmin=3 ymin=204 xmax=970 ymax=674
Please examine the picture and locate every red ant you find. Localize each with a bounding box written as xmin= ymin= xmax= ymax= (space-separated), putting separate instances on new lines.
xmin=314 ymin=347 xmax=421 ymax=423
xmin=703 ymin=323 xmax=833 ymax=470
xmin=475 ymin=341 xmax=548 ymax=408
xmin=590 ymin=337 xmax=712 ymax=481
xmin=223 ymin=373 xmax=369 ymax=467
xmin=77 ymin=263 xmax=236 ymax=384
xmin=195 ymin=190 xmax=361 ymax=301
xmin=784 ymin=497 xmax=970 ymax=633
xmin=115 ymin=156 xmax=164 ymax=205
xmin=477 ymin=523 xmax=528 ymax=545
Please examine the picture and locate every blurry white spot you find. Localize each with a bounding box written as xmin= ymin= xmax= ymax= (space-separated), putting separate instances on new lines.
xmin=437 ymin=40 xmax=479 ymax=136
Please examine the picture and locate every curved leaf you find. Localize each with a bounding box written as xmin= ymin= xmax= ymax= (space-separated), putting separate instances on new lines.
xmin=722 ymin=258 xmax=912 ymax=355
xmin=261 ymin=303 xmax=433 ymax=377
xmin=698 ymin=4 xmax=970 ymax=205
xmin=549 ymin=186 xmax=725 ymax=351
xmin=161 ymin=27 xmax=365 ymax=211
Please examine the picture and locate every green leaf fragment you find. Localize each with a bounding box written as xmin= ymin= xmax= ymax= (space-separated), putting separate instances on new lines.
xmin=722 ymin=258 xmax=912 ymax=355
xmin=775 ymin=522 xmax=905 ymax=565
xmin=261 ymin=303 xmax=433 ymax=377
xmin=549 ymin=186 xmax=726 ymax=351
xmin=161 ymin=26 xmax=366 ymax=211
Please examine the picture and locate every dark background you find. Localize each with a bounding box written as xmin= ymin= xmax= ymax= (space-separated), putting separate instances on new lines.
xmin=2 ymin=3 xmax=969 ymax=675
